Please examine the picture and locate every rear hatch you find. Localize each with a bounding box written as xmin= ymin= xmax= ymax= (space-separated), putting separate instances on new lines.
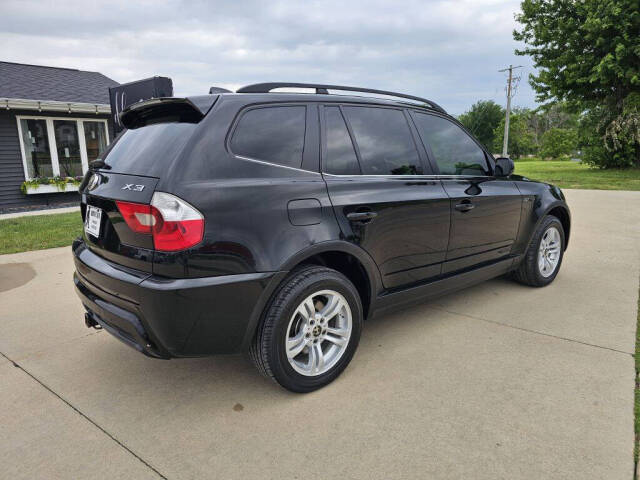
xmin=80 ymin=96 xmax=217 ymax=273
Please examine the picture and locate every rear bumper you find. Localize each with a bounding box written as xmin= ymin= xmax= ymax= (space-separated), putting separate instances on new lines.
xmin=72 ymin=239 xmax=283 ymax=358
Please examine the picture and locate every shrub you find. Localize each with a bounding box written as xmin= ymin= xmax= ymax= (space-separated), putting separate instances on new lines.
xmin=540 ymin=128 xmax=578 ymax=159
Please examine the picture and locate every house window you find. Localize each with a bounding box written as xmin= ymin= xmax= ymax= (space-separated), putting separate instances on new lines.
xmin=83 ymin=121 xmax=108 ymax=163
xmin=19 ymin=119 xmax=54 ymax=178
xmin=53 ymin=120 xmax=82 ymax=177
xmin=17 ymin=116 xmax=109 ymax=180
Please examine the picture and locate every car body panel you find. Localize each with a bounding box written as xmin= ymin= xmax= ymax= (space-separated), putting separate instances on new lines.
xmin=74 ymin=239 xmax=281 ymax=356
xmin=440 ymin=177 xmax=523 ymax=274
xmin=511 ymin=175 xmax=571 ymax=253
xmin=324 ymin=175 xmax=451 ymax=289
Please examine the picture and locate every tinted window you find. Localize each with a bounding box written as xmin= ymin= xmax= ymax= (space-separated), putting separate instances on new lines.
xmin=343 ymin=106 xmax=421 ymax=175
xmin=412 ymin=113 xmax=489 ymax=176
xmin=104 ymin=123 xmax=198 ymax=177
xmin=231 ymin=106 xmax=306 ymax=168
xmin=323 ymin=107 xmax=360 ymax=175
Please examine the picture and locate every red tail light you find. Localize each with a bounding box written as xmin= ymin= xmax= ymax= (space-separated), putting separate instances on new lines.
xmin=116 ymin=192 xmax=204 ymax=251
xmin=116 ymin=201 xmax=155 ymax=234
xmin=150 ymin=192 xmax=204 ymax=251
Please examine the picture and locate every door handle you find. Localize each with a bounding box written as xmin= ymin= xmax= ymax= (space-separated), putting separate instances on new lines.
xmin=455 ymin=201 xmax=475 ymax=212
xmin=346 ymin=211 xmax=378 ymax=223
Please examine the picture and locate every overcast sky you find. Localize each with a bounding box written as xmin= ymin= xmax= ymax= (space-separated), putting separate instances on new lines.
xmin=0 ymin=0 xmax=536 ymax=114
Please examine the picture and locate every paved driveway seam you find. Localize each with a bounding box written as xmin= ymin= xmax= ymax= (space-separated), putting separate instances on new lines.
xmin=430 ymin=305 xmax=634 ymax=356
xmin=10 ymin=330 xmax=103 ymax=363
xmin=0 ymin=350 xmax=168 ymax=480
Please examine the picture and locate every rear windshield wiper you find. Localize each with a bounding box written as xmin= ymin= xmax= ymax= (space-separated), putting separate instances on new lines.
xmin=89 ymin=159 xmax=111 ymax=170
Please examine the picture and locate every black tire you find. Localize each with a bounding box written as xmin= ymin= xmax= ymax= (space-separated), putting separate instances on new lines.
xmin=249 ymin=265 xmax=363 ymax=393
xmin=513 ymin=215 xmax=565 ymax=287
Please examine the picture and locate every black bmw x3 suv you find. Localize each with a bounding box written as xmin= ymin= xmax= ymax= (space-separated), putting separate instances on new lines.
xmin=73 ymin=82 xmax=570 ymax=392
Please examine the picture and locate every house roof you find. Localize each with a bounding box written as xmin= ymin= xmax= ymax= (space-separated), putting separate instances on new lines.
xmin=0 ymin=61 xmax=119 ymax=105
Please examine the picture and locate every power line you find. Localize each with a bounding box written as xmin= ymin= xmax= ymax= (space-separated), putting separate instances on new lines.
xmin=498 ymin=64 xmax=523 ymax=157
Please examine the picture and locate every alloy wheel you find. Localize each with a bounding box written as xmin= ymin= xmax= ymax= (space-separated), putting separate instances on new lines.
xmin=538 ymin=226 xmax=561 ymax=278
xmin=285 ymin=290 xmax=352 ymax=376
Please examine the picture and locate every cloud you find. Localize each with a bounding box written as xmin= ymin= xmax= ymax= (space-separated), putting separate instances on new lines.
xmin=0 ymin=0 xmax=536 ymax=114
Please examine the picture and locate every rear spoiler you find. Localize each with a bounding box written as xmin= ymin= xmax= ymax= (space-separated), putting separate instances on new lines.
xmin=120 ymin=96 xmax=218 ymax=129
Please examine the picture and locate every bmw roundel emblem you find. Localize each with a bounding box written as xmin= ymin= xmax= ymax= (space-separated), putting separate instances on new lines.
xmin=87 ymin=173 xmax=100 ymax=191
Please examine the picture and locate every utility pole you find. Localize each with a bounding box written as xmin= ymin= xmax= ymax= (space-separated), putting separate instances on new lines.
xmin=498 ymin=64 xmax=522 ymax=157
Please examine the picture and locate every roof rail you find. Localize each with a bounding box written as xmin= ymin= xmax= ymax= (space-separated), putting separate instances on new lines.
xmin=236 ymin=82 xmax=446 ymax=114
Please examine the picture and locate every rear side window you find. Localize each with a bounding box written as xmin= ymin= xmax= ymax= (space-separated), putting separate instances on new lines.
xmin=342 ymin=106 xmax=421 ymax=175
xmin=323 ymin=106 xmax=360 ymax=175
xmin=412 ymin=113 xmax=489 ymax=176
xmin=231 ymin=106 xmax=306 ymax=169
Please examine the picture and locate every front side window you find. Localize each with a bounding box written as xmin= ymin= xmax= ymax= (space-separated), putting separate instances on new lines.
xmin=342 ymin=106 xmax=421 ymax=175
xmin=323 ymin=106 xmax=360 ymax=175
xmin=231 ymin=106 xmax=306 ymax=169
xmin=412 ymin=113 xmax=489 ymax=176
xmin=19 ymin=119 xmax=53 ymax=178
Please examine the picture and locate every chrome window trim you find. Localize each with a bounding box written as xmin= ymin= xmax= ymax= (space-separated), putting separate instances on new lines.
xmin=322 ymin=172 xmax=491 ymax=179
xmin=234 ymin=154 xmax=322 ymax=175
xmin=233 ymin=156 xmax=491 ymax=178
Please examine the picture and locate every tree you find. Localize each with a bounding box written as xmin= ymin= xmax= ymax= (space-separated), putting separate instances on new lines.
xmin=540 ymin=128 xmax=578 ymax=159
xmin=523 ymin=102 xmax=578 ymax=151
xmin=458 ymin=100 xmax=504 ymax=150
xmin=579 ymin=97 xmax=640 ymax=168
xmin=493 ymin=109 xmax=537 ymax=158
xmin=514 ymin=0 xmax=640 ymax=168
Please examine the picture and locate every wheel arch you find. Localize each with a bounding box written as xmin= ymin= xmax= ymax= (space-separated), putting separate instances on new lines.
xmin=542 ymin=203 xmax=571 ymax=250
xmin=279 ymin=241 xmax=382 ymax=320
xmin=239 ymin=242 xmax=382 ymax=351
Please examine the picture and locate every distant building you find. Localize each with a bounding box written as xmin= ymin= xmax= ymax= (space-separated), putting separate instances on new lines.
xmin=0 ymin=61 xmax=119 ymax=211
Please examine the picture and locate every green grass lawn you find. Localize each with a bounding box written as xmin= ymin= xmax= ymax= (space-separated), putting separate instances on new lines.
xmin=0 ymin=212 xmax=82 ymax=255
xmin=514 ymin=160 xmax=640 ymax=191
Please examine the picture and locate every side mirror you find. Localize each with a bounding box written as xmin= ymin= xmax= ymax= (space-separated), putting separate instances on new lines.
xmin=494 ymin=157 xmax=514 ymax=177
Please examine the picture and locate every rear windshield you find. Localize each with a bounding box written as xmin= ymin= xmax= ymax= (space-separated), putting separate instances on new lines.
xmin=102 ymin=123 xmax=197 ymax=177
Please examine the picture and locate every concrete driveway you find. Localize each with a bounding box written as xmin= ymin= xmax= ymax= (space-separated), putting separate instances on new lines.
xmin=1 ymin=189 xmax=639 ymax=480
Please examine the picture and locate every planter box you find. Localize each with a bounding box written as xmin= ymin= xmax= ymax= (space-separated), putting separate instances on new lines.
xmin=24 ymin=184 xmax=79 ymax=195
